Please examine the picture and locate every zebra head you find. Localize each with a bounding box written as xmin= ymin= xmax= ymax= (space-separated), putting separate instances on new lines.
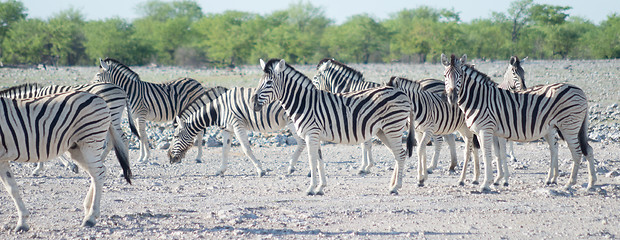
xmin=312 ymin=58 xmax=333 ymax=90
xmin=168 ymin=116 xmax=193 ymax=163
xmin=441 ymin=53 xmax=467 ymax=105
xmin=500 ymin=56 xmax=527 ymax=91
xmin=93 ymin=58 xmax=111 ymax=83
xmin=253 ymin=58 xmax=285 ymax=111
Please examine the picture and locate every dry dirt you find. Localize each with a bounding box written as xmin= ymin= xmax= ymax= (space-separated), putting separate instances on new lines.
xmin=0 ymin=59 xmax=619 ymax=239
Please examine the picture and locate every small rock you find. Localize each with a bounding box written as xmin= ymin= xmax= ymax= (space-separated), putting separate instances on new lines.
xmin=605 ymin=170 xmax=619 ymax=178
xmin=158 ymin=142 xmax=170 ymax=149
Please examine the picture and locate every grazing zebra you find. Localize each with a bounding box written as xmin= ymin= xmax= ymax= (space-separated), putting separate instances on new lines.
xmin=0 ymin=83 xmax=137 ymax=175
xmin=174 ymin=86 xmax=229 ymax=163
xmin=0 ymin=91 xmax=131 ymax=231
xmin=313 ymin=58 xmax=458 ymax=174
xmin=168 ymin=87 xmax=305 ymax=176
xmin=386 ymin=76 xmax=479 ymax=186
xmin=442 ymin=54 xmax=595 ymax=191
xmin=497 ymin=56 xmax=527 ymax=163
xmin=253 ymin=59 xmax=414 ymax=195
xmin=94 ymin=58 xmax=207 ymax=163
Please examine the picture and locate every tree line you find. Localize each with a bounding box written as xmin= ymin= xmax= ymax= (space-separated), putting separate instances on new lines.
xmin=0 ymin=0 xmax=618 ymax=67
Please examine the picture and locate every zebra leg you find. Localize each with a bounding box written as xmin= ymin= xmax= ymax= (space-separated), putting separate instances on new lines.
xmin=305 ymin=133 xmax=321 ymax=195
xmin=376 ymin=130 xmax=406 ymax=194
xmin=0 ymin=161 xmax=30 ymax=232
xmin=194 ymin=129 xmax=205 ymax=163
xmin=545 ymin=130 xmax=559 ymax=185
xmin=364 ymin=141 xmax=375 ymax=173
xmin=478 ymin=131 xmax=494 ymax=192
xmin=216 ymin=130 xmax=232 ymax=176
xmin=59 ymin=154 xmax=79 ymax=174
xmin=68 ymin=145 xmax=106 ymax=227
xmin=446 ymin=134 xmax=458 ymax=172
xmin=427 ymin=134 xmax=442 ymax=174
xmin=234 ymin=127 xmax=265 ymax=177
xmin=286 ymin=124 xmax=305 ymax=175
xmin=137 ymin=117 xmax=150 ymax=163
xmin=31 ymin=162 xmax=44 ymax=176
xmin=458 ymin=131 xmax=474 ymax=186
xmin=416 ymin=131 xmax=431 ymax=186
xmin=494 ymin=137 xmax=509 ymax=186
xmin=359 ymin=141 xmax=373 ymax=174
xmin=508 ymin=140 xmax=517 ymax=162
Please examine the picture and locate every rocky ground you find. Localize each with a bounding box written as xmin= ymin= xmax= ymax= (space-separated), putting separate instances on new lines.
xmin=0 ymin=59 xmax=618 ymax=239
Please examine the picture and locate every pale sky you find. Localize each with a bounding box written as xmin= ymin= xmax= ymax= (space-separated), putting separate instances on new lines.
xmin=20 ymin=0 xmax=619 ymax=24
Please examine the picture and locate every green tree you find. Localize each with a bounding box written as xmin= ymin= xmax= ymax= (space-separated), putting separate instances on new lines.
xmin=1 ymin=18 xmax=49 ymax=64
xmin=587 ymin=14 xmax=620 ymax=58
xmin=83 ymin=18 xmax=152 ymax=65
xmin=193 ymin=11 xmax=262 ymax=67
xmin=0 ymin=0 xmax=27 ymax=60
xmin=47 ymin=8 xmax=87 ymax=65
xmin=321 ymin=14 xmax=388 ymax=63
xmin=134 ymin=0 xmax=203 ymax=65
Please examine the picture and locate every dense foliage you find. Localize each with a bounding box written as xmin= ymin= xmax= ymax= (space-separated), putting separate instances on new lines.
xmin=0 ymin=0 xmax=618 ymax=66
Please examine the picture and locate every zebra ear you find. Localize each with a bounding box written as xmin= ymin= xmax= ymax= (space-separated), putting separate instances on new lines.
xmin=510 ymin=56 xmax=519 ymax=66
xmin=100 ymin=58 xmax=109 ymax=71
xmin=441 ymin=53 xmax=450 ymax=67
xmin=459 ymin=54 xmax=467 ymax=64
xmin=318 ymin=60 xmax=331 ymax=72
xmin=274 ymin=59 xmax=286 ymax=73
xmin=260 ymin=59 xmax=266 ymax=70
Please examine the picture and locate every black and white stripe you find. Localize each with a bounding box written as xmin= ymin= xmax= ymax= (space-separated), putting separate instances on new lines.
xmin=94 ymin=58 xmax=207 ymax=163
xmin=0 ymin=83 xmax=137 ymax=175
xmin=314 ymin=58 xmax=459 ymax=175
xmin=0 ymin=91 xmax=131 ymax=231
xmin=386 ymin=76 xmax=479 ymax=186
xmin=442 ymin=54 xmax=595 ymax=191
xmin=497 ymin=56 xmax=527 ymax=163
xmin=168 ymin=87 xmax=305 ymax=176
xmin=253 ymin=59 xmax=414 ymax=195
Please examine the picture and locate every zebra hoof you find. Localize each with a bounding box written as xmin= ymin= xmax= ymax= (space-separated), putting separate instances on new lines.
xmin=81 ymin=220 xmax=96 ymax=227
xmin=480 ymin=186 xmax=492 ymax=193
xmin=389 ymin=190 xmax=399 ymax=195
xmin=195 ymin=159 xmax=202 ymax=163
xmin=503 ymin=182 xmax=509 ymax=187
xmin=15 ymin=225 xmax=29 ymax=232
xmin=458 ymin=181 xmax=465 ymax=186
xmin=472 ymin=181 xmax=479 ymax=185
xmin=358 ymin=170 xmax=367 ymax=175
xmin=493 ymin=182 xmax=500 ymax=186
xmin=287 ymin=168 xmax=295 ymax=175
xmin=418 ymin=182 xmax=425 ymax=187
xmin=426 ymin=169 xmax=433 ymax=174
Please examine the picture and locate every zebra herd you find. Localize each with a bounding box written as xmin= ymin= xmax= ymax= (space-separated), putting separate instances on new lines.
xmin=0 ymin=55 xmax=595 ymax=231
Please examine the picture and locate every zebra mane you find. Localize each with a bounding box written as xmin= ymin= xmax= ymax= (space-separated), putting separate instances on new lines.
xmin=102 ymin=58 xmax=141 ymax=82
xmin=0 ymin=83 xmax=42 ymax=94
xmin=317 ymin=58 xmax=364 ymax=80
xmin=264 ymin=58 xmax=317 ymax=90
xmin=461 ymin=62 xmax=497 ymax=88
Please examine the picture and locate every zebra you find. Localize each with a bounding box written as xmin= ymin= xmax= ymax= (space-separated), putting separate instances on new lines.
xmin=386 ymin=76 xmax=479 ymax=186
xmin=0 ymin=91 xmax=131 ymax=232
xmin=442 ymin=54 xmax=595 ymax=191
xmin=0 ymin=83 xmax=138 ymax=175
xmin=173 ymin=86 xmax=229 ymax=163
xmin=253 ymin=59 xmax=414 ymax=195
xmin=497 ymin=56 xmax=528 ymax=163
xmin=93 ymin=58 xmax=208 ymax=163
xmin=313 ymin=58 xmax=458 ymax=174
xmin=168 ymin=87 xmax=305 ymax=176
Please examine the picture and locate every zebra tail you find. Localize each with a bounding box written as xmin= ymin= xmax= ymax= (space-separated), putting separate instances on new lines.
xmin=109 ymin=124 xmax=133 ymax=184
xmin=578 ymin=114 xmax=591 ymax=157
xmin=126 ymin=102 xmax=140 ymax=138
xmin=406 ymin=119 xmax=416 ymax=158
xmin=473 ymin=134 xmax=480 ymax=149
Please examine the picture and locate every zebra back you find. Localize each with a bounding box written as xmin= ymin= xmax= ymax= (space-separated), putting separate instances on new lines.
xmin=0 ymin=91 xmax=111 ymax=162
xmin=313 ymin=58 xmax=379 ymax=93
xmin=95 ymin=58 xmax=207 ymax=122
xmin=178 ymin=86 xmax=229 ymax=121
xmin=498 ymin=56 xmax=527 ymax=91
xmin=0 ymin=83 xmax=43 ymax=98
